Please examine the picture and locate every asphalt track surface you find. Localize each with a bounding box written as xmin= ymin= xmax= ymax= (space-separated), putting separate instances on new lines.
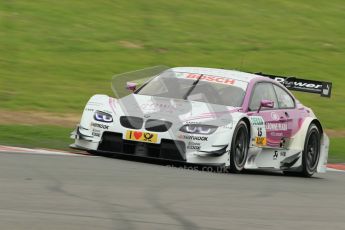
xmin=0 ymin=152 xmax=344 ymax=230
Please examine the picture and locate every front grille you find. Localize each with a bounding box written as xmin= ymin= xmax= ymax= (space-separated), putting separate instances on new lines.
xmin=145 ymin=119 xmax=172 ymax=132
xmin=120 ymin=116 xmax=143 ymax=129
xmin=98 ymin=132 xmax=185 ymax=161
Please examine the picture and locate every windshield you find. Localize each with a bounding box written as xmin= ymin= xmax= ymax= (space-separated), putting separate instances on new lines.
xmin=136 ymin=71 xmax=248 ymax=107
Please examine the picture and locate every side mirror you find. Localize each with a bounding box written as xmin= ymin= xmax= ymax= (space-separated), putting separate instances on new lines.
xmin=257 ymin=99 xmax=274 ymax=113
xmin=126 ymin=82 xmax=137 ymax=92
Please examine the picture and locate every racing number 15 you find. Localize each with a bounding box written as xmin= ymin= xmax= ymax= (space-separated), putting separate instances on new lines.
xmin=257 ymin=128 xmax=262 ymax=137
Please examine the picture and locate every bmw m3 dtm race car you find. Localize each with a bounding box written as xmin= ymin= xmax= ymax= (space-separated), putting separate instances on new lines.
xmin=71 ymin=66 xmax=332 ymax=177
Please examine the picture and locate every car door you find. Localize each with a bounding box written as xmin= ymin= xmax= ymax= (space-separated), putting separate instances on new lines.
xmin=247 ymin=82 xmax=288 ymax=148
xmin=272 ymin=83 xmax=298 ymax=145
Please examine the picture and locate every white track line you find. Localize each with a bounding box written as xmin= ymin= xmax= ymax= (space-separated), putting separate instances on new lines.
xmin=0 ymin=145 xmax=88 ymax=157
xmin=327 ymin=167 xmax=345 ymax=172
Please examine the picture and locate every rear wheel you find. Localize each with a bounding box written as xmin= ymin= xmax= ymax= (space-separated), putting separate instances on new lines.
xmin=302 ymin=124 xmax=321 ymax=177
xmin=283 ymin=123 xmax=321 ymax=177
xmin=229 ymin=121 xmax=249 ymax=173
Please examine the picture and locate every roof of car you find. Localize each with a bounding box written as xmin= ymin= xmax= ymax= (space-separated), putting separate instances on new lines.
xmin=171 ymin=67 xmax=263 ymax=83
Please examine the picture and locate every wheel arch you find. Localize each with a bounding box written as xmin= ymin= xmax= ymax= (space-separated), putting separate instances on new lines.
xmin=287 ymin=117 xmax=328 ymax=174
xmin=311 ymin=119 xmax=323 ymax=135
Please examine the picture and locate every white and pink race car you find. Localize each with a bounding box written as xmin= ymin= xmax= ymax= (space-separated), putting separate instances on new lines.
xmin=71 ymin=67 xmax=332 ymax=177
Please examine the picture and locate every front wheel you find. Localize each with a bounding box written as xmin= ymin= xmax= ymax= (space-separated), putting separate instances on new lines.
xmin=229 ymin=121 xmax=249 ymax=173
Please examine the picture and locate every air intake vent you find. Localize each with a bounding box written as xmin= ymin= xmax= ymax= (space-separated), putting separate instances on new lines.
xmin=145 ymin=119 xmax=172 ymax=132
xmin=120 ymin=116 xmax=143 ymax=129
xmin=98 ymin=132 xmax=186 ymax=161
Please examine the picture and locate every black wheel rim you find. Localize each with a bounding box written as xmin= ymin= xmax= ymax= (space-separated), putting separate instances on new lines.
xmin=234 ymin=127 xmax=247 ymax=166
xmin=306 ymin=131 xmax=319 ymax=170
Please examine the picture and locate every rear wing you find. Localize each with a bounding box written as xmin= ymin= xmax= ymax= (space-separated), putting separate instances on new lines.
xmin=254 ymin=72 xmax=332 ymax=98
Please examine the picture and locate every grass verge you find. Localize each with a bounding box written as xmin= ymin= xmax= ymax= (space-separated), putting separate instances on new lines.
xmin=329 ymin=138 xmax=344 ymax=163
xmin=0 ymin=125 xmax=72 ymax=151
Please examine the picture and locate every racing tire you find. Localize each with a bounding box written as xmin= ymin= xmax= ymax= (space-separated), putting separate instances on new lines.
xmin=229 ymin=121 xmax=249 ymax=173
xmin=283 ymin=123 xmax=321 ymax=177
xmin=301 ymin=124 xmax=321 ymax=177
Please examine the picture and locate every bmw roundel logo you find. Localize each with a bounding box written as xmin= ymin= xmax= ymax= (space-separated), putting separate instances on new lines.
xmin=271 ymin=112 xmax=279 ymax=121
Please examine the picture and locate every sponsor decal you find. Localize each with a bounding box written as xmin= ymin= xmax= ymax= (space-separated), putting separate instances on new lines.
xmin=84 ymin=108 xmax=94 ymax=112
xmin=265 ymin=122 xmax=287 ymax=131
xmin=259 ymin=74 xmax=332 ymax=97
xmin=273 ymin=151 xmax=286 ymax=160
xmin=270 ymin=132 xmax=283 ymax=137
xmin=178 ymin=73 xmax=236 ymax=85
xmin=92 ymin=132 xmax=101 ymax=137
xmin=185 ymin=121 xmax=201 ymax=124
xmin=250 ymin=116 xmax=264 ymax=126
xmin=273 ymin=151 xmax=278 ymax=160
xmin=223 ymin=124 xmax=233 ymax=129
xmin=187 ymin=141 xmax=201 ymax=150
xmin=92 ymin=129 xmax=101 ymax=137
xmin=178 ymin=134 xmax=208 ymax=141
xmin=87 ymin=101 xmax=102 ymax=107
xmin=274 ymin=77 xmax=323 ymax=89
xmin=280 ymin=138 xmax=288 ymax=148
xmin=140 ymin=103 xmax=176 ymax=113
xmin=91 ymin=122 xmax=109 ymax=130
xmin=252 ymin=123 xmax=266 ymax=146
xmin=255 ymin=137 xmax=267 ymax=146
xmin=125 ymin=130 xmax=158 ymax=143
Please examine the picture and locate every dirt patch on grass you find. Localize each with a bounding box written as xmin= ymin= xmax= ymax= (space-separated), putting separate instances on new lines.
xmin=325 ymin=129 xmax=345 ymax=138
xmin=0 ymin=110 xmax=345 ymax=137
xmin=118 ymin=40 xmax=143 ymax=49
xmin=0 ymin=110 xmax=79 ymax=127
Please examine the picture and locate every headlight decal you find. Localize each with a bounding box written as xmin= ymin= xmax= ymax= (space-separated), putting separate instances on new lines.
xmin=179 ymin=124 xmax=217 ymax=135
xmin=94 ymin=111 xmax=113 ymax=123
